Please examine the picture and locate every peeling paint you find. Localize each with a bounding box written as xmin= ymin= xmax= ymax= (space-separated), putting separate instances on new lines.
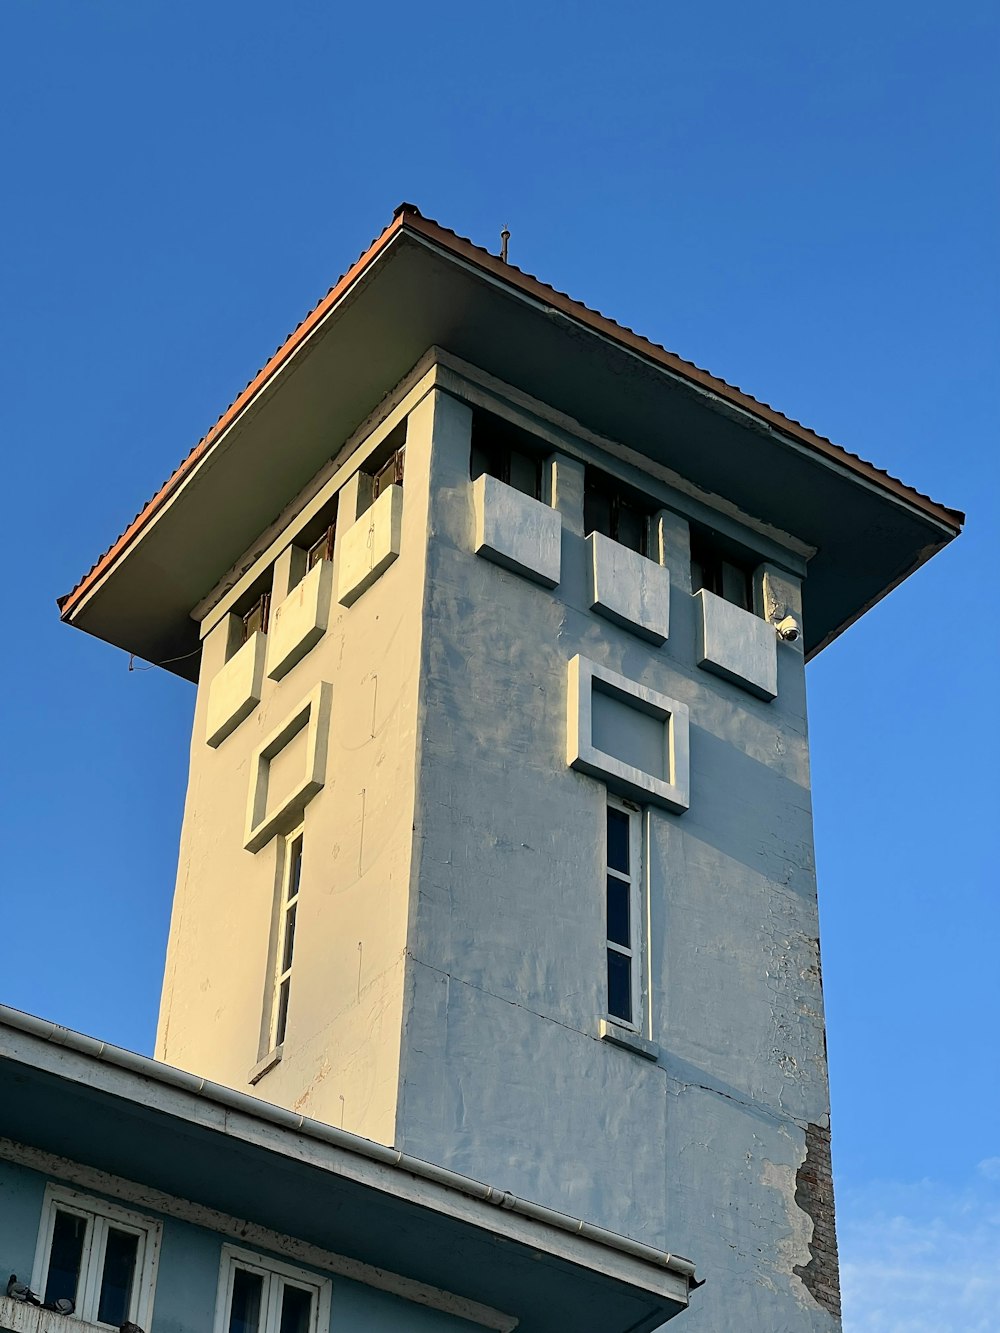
xmin=793 ymin=1122 xmax=842 ymax=1318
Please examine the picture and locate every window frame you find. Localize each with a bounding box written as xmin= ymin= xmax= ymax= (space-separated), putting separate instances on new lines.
xmin=306 ymin=523 xmax=336 ymax=571
xmin=241 ymin=592 xmax=271 ymax=643
xmin=371 ymin=444 xmax=405 ymax=499
xmin=470 ymin=438 xmax=543 ymax=501
xmin=268 ymin=826 xmax=304 ymax=1052
xmin=583 ymin=473 xmax=650 ymax=557
xmin=213 ymin=1245 xmax=331 ymax=1333
xmin=604 ymin=796 xmax=644 ymax=1033
xmin=690 ymin=532 xmax=754 ymax=612
xmin=31 ymin=1184 xmax=162 ymax=1329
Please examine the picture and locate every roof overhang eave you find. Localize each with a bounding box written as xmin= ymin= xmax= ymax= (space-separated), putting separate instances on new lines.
xmin=58 ymin=206 xmax=963 ymax=673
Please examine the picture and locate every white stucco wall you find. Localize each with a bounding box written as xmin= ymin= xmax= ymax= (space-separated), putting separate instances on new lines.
xmin=155 ymin=392 xmax=441 ymax=1146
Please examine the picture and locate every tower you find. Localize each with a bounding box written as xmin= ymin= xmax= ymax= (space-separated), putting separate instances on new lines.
xmin=60 ymin=205 xmax=963 ymax=1330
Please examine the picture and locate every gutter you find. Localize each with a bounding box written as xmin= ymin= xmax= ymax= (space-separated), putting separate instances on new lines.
xmin=0 ymin=1003 xmax=697 ymax=1285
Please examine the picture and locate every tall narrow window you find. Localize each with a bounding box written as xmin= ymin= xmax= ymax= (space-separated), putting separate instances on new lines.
xmin=270 ymin=829 xmax=303 ymax=1050
xmin=605 ymin=798 xmax=641 ymax=1028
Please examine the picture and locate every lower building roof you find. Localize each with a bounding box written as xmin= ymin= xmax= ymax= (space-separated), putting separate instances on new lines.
xmin=0 ymin=1004 xmax=696 ymax=1333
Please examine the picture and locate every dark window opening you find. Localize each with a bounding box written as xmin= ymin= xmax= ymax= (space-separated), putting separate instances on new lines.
xmin=373 ymin=445 xmax=405 ymax=498
xmin=97 ymin=1228 xmax=139 ymax=1326
xmin=584 ymin=471 xmax=650 ymax=556
xmin=241 ymin=593 xmax=270 ymax=643
xmin=606 ymin=806 xmax=630 ymax=874
xmin=471 ymin=441 xmax=542 ymax=500
xmin=605 ymin=801 xmax=638 ymax=1027
xmin=44 ymin=1210 xmax=87 ymax=1307
xmin=470 ymin=412 xmax=543 ymax=499
xmin=690 ymin=533 xmax=753 ymax=611
xmin=279 ymin=1286 xmax=313 ymax=1333
xmin=607 ymin=950 xmax=633 ymax=1024
xmin=228 ymin=1268 xmax=264 ymax=1333
xmin=306 ymin=523 xmax=336 ymax=570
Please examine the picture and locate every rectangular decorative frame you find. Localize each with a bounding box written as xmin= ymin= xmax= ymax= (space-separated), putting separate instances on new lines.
xmin=244 ymin=682 xmax=332 ymax=852
xmin=566 ymin=655 xmax=690 ymax=813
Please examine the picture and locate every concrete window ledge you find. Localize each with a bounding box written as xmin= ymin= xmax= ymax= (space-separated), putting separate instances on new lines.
xmin=248 ymin=1044 xmax=283 ymax=1085
xmin=599 ymin=1019 xmax=659 ymax=1062
xmin=473 ymin=473 xmax=561 ymax=587
xmin=0 ymin=1297 xmax=101 ymax=1333
xmin=206 ymin=631 xmax=267 ymax=747
xmin=695 ymin=589 xmax=777 ymax=701
xmin=267 ymin=559 xmax=334 ymax=680
xmin=337 ymin=484 xmax=403 ymax=607
xmin=587 ymin=531 xmax=670 ymax=644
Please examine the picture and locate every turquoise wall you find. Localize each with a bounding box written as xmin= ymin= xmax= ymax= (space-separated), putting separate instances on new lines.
xmin=0 ymin=1159 xmax=480 ymax=1333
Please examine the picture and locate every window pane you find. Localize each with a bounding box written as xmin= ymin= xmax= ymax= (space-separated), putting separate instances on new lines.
xmin=281 ymin=904 xmax=297 ymax=973
xmin=228 ymin=1268 xmax=264 ymax=1333
xmin=607 ymin=950 xmax=632 ymax=1023
xmin=279 ymin=1284 xmax=313 ymax=1333
xmin=584 ymin=488 xmax=612 ymax=538
xmin=288 ymin=840 xmax=303 ymax=900
xmin=721 ymin=560 xmax=751 ymax=611
xmin=470 ymin=441 xmax=498 ymax=481
xmin=690 ymin=554 xmax=709 ymax=595
xmin=508 ymin=450 xmax=540 ymax=499
xmin=607 ymin=877 xmax=630 ymax=948
xmin=374 ymin=447 xmax=404 ymax=497
xmin=275 ymin=977 xmax=291 ymax=1046
xmin=97 ymin=1227 xmax=139 ymax=1326
xmin=606 ymin=808 xmax=630 ymax=874
xmin=243 ymin=594 xmax=270 ymax=641
xmin=44 ymin=1210 xmax=87 ymax=1306
xmin=616 ymin=501 xmax=645 ymax=554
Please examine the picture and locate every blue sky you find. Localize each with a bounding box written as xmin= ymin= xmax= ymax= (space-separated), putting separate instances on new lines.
xmin=1 ymin=3 xmax=997 ymax=1327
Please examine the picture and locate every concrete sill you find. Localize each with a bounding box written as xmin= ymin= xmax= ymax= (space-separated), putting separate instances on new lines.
xmin=599 ymin=1019 xmax=659 ymax=1062
xmin=0 ymin=1297 xmax=101 ymax=1333
xmin=248 ymin=1045 xmax=283 ymax=1085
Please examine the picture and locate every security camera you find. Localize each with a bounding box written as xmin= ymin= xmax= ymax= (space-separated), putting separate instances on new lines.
xmin=773 ymin=613 xmax=801 ymax=643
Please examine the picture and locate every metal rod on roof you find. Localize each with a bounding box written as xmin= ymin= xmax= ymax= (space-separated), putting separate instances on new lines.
xmin=500 ymin=225 xmax=510 ymax=264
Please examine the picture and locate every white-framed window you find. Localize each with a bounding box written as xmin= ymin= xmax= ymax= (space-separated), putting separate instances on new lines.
xmin=605 ymin=796 xmax=643 ymax=1030
xmin=31 ymin=1184 xmax=161 ymax=1328
xmin=214 ymin=1246 xmax=331 ymax=1333
xmin=268 ymin=826 xmax=304 ymax=1051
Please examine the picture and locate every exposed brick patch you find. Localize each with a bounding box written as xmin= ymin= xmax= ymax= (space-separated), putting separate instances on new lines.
xmin=793 ymin=1121 xmax=842 ymax=1318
